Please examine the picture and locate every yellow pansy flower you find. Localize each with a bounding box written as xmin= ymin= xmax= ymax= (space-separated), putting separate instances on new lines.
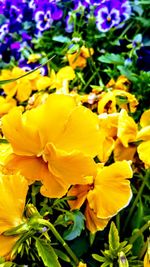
xmin=140 ymin=109 xmax=150 ymax=128
xmin=97 ymin=113 xmax=118 ymax=162
xmin=77 ymin=262 xmax=87 ymax=267
xmin=1 ymin=93 xmax=101 ymax=198
xmin=106 ymin=75 xmax=131 ymax=91
xmin=117 ymin=109 xmax=138 ymax=148
xmin=136 ymin=109 xmax=150 ymax=168
xmin=144 ymin=238 xmax=150 ymax=267
xmin=67 ymin=46 xmax=94 ymax=69
xmin=98 ymin=90 xmax=138 ymax=114
xmin=49 ymin=66 xmax=75 ymax=94
xmin=0 ymin=67 xmax=53 ymax=102
xmin=0 ymin=96 xmax=16 ymax=117
xmin=68 ymin=161 xmax=132 ymax=233
xmin=0 ymin=173 xmax=28 ymax=259
xmin=27 ymin=53 xmax=41 ymax=63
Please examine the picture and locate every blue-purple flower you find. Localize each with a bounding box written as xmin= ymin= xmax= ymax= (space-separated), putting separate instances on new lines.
xmin=94 ymin=0 xmax=131 ymax=32
xmin=136 ymin=46 xmax=150 ymax=72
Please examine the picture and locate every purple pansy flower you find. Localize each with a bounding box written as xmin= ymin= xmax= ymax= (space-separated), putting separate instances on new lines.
xmin=136 ymin=46 xmax=150 ymax=72
xmin=0 ymin=24 xmax=9 ymax=40
xmin=19 ymin=58 xmax=48 ymax=76
xmin=94 ymin=0 xmax=131 ymax=32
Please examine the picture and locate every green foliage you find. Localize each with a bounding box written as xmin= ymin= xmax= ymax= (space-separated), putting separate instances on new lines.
xmin=92 ymin=222 xmax=142 ymax=267
xmin=35 ymin=238 xmax=61 ymax=267
xmin=63 ymin=210 xmax=85 ymax=243
xmin=98 ymin=53 xmax=124 ymax=65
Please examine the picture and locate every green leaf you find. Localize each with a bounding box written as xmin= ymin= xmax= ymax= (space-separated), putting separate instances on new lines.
xmin=54 ymin=249 xmax=70 ymax=262
xmin=35 ymin=238 xmax=61 ymax=267
xmin=98 ymin=53 xmax=124 ymax=65
xmin=92 ymin=254 xmax=105 ymax=262
xmin=117 ymin=66 xmax=138 ymax=82
xmin=0 ymin=139 xmax=8 ymax=144
xmin=52 ymin=35 xmax=70 ymax=43
xmin=63 ymin=210 xmax=85 ymax=241
xmin=67 ymin=44 xmax=80 ymax=54
xmin=0 ymin=263 xmax=15 ymax=267
xmin=109 ymin=222 xmax=120 ymax=251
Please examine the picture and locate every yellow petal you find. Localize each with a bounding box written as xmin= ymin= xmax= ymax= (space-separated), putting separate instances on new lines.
xmin=144 ymin=252 xmax=150 ymax=267
xmin=98 ymin=92 xmax=116 ymax=114
xmin=140 ymin=109 xmax=150 ymax=128
xmin=40 ymin=167 xmax=70 ymax=198
xmin=57 ymin=66 xmax=75 ymax=80
xmin=137 ymin=140 xmax=150 ymax=168
xmin=87 ymin=161 xmax=133 ymax=219
xmin=0 ymin=96 xmax=16 ymax=116
xmin=36 ymin=76 xmax=52 ymax=91
xmin=113 ymin=90 xmax=138 ymax=113
xmin=80 ymin=46 xmax=94 ymax=58
xmin=85 ymin=204 xmax=109 ymax=233
xmin=0 ymin=143 xmax=13 ymax=166
xmin=16 ymin=80 xmax=32 ymax=102
xmin=24 ymin=93 xmax=77 ymax=148
xmin=67 ymin=53 xmax=87 ymax=69
xmin=5 ymin=153 xmax=71 ymax=198
xmin=137 ymin=126 xmax=150 ymax=141
xmin=67 ymin=184 xmax=91 ymax=210
xmin=56 ymin=105 xmax=101 ymax=157
xmin=117 ymin=109 xmax=137 ymax=147
xmin=114 ymin=139 xmax=136 ymax=161
xmin=0 ymin=173 xmax=28 ymax=233
xmin=77 ymin=262 xmax=87 ymax=267
xmin=5 ymin=153 xmax=46 ymax=182
xmin=98 ymin=136 xmax=114 ymax=163
xmin=44 ymin=143 xmax=95 ymax=185
xmin=98 ymin=112 xmax=119 ymax=137
xmin=0 ymin=235 xmax=19 ymax=260
xmin=2 ymin=107 xmax=42 ymax=156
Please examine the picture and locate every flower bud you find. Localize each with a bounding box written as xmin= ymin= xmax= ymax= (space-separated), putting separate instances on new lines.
xmin=118 ymin=251 xmax=129 ymax=267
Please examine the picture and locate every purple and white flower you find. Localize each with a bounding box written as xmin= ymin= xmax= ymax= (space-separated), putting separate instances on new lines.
xmin=94 ymin=0 xmax=131 ymax=32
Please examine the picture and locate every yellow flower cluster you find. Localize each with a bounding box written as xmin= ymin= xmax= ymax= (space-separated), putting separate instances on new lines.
xmin=0 ymin=66 xmax=149 ymax=260
xmin=0 ymin=65 xmax=75 ymax=116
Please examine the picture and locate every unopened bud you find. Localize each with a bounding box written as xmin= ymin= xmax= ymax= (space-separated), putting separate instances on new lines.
xmin=118 ymin=251 xmax=129 ymax=267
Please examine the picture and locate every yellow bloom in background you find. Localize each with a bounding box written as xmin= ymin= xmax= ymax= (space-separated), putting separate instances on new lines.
xmin=144 ymin=238 xmax=150 ymax=267
xmin=0 ymin=67 xmax=32 ymax=101
xmin=0 ymin=173 xmax=28 ymax=259
xmin=49 ymin=66 xmax=75 ymax=94
xmin=114 ymin=139 xmax=136 ymax=162
xmin=98 ymin=113 xmax=118 ymax=162
xmin=140 ymin=109 xmax=150 ymax=128
xmin=77 ymin=261 xmax=87 ymax=267
xmin=1 ymin=93 xmax=101 ymax=198
xmin=0 ymin=143 xmax=13 ymax=168
xmin=117 ymin=109 xmax=138 ymax=148
xmin=0 ymin=96 xmax=16 ymax=117
xmin=0 ymin=67 xmax=54 ymax=102
xmin=68 ymin=161 xmax=132 ymax=233
xmin=27 ymin=53 xmax=41 ymax=63
xmin=106 ymin=75 xmax=131 ymax=91
xmin=67 ymin=46 xmax=94 ymax=69
xmin=98 ymin=90 xmax=138 ymax=114
xmin=136 ymin=109 xmax=150 ymax=168
xmin=26 ymin=92 xmax=49 ymax=110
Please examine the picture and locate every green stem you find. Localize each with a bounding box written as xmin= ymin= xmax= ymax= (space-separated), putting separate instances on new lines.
xmin=129 ymin=221 xmax=150 ymax=244
xmin=116 ymin=213 xmax=120 ymax=234
xmin=81 ymin=70 xmax=98 ymax=92
xmin=124 ymin=170 xmax=150 ymax=231
xmin=38 ymin=219 xmax=79 ymax=266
